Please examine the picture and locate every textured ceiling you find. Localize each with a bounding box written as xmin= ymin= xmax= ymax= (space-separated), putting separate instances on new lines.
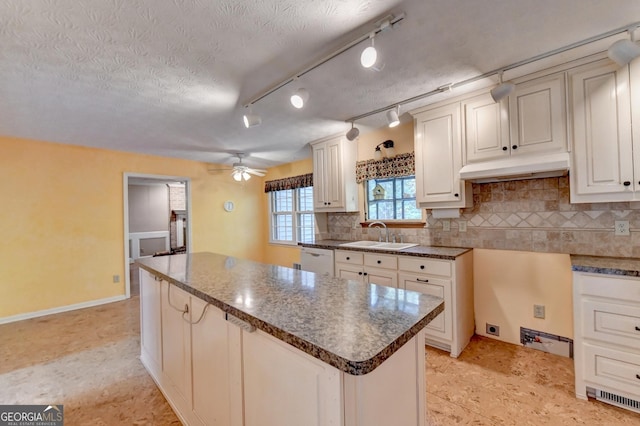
xmin=2 ymin=0 xmax=640 ymax=168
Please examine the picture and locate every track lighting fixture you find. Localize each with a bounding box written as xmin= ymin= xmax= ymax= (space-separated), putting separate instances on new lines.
xmin=243 ymin=106 xmax=261 ymax=128
xmin=374 ymin=140 xmax=395 ymax=160
xmin=386 ymin=105 xmax=400 ymax=128
xmin=361 ymin=33 xmax=378 ymax=68
xmin=608 ymin=28 xmax=640 ymax=66
xmin=490 ymin=71 xmax=515 ymax=102
xmin=346 ymin=122 xmax=360 ymax=141
xmin=290 ymin=88 xmax=309 ymax=109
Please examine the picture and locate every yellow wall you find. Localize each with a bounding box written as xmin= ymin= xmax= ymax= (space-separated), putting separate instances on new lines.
xmin=1 ymin=136 xmax=265 ymax=319
xmin=473 ymin=249 xmax=573 ymax=344
xmin=262 ymin=158 xmax=313 ymax=267
xmin=356 ymin=121 xmax=413 ymax=161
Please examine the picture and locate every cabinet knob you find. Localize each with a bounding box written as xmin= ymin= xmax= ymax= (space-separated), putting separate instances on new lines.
xmin=637 ymin=374 xmax=640 ymax=380
xmin=512 ymin=145 xmax=518 ymax=150
xmin=420 ymin=265 xmax=425 ymax=270
xmin=377 ymin=260 xmax=381 ymax=264
xmin=327 ymin=202 xmax=331 ymax=205
xmin=346 ymin=257 xmax=350 ymax=260
xmin=635 ymin=326 xmax=640 ymax=331
xmin=502 ymin=146 xmax=508 ymax=151
xmin=363 ymin=272 xmax=368 ymax=276
xmin=454 ymin=193 xmax=459 ymax=197
xmin=624 ymin=181 xmax=631 ymax=186
xmin=358 ymin=271 xmax=363 ymax=275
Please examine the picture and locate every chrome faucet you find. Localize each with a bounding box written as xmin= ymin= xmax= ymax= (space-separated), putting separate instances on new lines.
xmin=368 ymin=221 xmax=388 ymax=242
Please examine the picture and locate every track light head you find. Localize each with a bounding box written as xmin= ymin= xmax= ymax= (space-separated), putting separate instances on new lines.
xmin=387 ymin=106 xmax=400 ymax=128
xmin=346 ymin=122 xmax=360 ymax=141
xmin=608 ymin=39 xmax=640 ymax=66
xmin=490 ymin=71 xmax=515 ymax=102
xmin=243 ymin=110 xmax=262 ymax=128
xmin=290 ymin=88 xmax=309 ymax=109
xmin=361 ymin=34 xmax=378 ymax=68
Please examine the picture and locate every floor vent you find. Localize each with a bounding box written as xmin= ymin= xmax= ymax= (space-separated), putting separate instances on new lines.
xmin=596 ymin=389 xmax=640 ymax=414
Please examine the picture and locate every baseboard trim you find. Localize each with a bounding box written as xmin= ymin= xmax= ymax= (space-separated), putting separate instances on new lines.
xmin=0 ymin=295 xmax=128 ymax=325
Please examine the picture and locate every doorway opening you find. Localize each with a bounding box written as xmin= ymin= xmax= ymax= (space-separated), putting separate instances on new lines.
xmin=123 ymin=173 xmax=192 ymax=297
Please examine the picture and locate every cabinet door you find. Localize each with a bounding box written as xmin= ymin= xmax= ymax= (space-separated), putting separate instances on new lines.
xmin=464 ymin=93 xmax=510 ymax=163
xmin=335 ymin=263 xmax=364 ymax=282
xmin=191 ymin=299 xmax=234 ymax=426
xmin=399 ymin=273 xmax=452 ymax=341
xmin=242 ymin=329 xmax=342 ymax=426
xmin=570 ymin=60 xmax=634 ymax=202
xmin=139 ymin=269 xmax=162 ymax=373
xmin=365 ymin=267 xmax=397 ymax=288
xmin=161 ymin=281 xmax=192 ymax=408
xmin=414 ymin=103 xmax=470 ymax=207
xmin=312 ymin=139 xmax=344 ymax=210
xmin=509 ymin=72 xmax=567 ymax=156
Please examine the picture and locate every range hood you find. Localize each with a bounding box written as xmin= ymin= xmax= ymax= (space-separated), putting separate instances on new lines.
xmin=459 ymin=152 xmax=570 ymax=183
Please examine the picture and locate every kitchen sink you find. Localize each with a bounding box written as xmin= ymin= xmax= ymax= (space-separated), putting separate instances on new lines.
xmin=338 ymin=241 xmax=418 ymax=251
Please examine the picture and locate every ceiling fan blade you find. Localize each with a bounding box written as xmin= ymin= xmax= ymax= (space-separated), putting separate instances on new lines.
xmin=247 ymin=169 xmax=266 ymax=176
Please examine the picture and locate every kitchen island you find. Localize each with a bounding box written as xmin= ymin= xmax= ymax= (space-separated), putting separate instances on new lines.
xmin=137 ymin=252 xmax=443 ymax=426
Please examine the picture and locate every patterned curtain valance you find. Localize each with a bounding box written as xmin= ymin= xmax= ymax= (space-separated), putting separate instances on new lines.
xmin=264 ymin=173 xmax=313 ymax=193
xmin=355 ymin=152 xmax=415 ymax=183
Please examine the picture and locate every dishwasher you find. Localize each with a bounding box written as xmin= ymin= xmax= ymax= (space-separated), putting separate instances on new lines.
xmin=300 ymin=247 xmax=334 ymax=276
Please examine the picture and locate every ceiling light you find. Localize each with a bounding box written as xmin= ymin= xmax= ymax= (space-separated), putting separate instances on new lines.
xmin=232 ymin=170 xmax=242 ymax=181
xmin=608 ymin=37 xmax=640 ymax=66
xmin=243 ymin=107 xmax=261 ymax=128
xmin=290 ymin=88 xmax=309 ymax=109
xmin=387 ymin=106 xmax=400 ymax=128
xmin=361 ymin=34 xmax=378 ymax=68
xmin=346 ymin=122 xmax=360 ymax=141
xmin=490 ymin=71 xmax=515 ymax=102
xmin=242 ymin=171 xmax=251 ymax=181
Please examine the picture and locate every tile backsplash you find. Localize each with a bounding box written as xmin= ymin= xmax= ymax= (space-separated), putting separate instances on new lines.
xmin=323 ymin=176 xmax=640 ymax=258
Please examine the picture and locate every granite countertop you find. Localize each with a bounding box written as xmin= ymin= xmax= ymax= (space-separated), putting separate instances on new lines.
xmin=570 ymin=255 xmax=640 ymax=277
xmin=137 ymin=252 xmax=443 ymax=376
xmin=300 ymin=240 xmax=472 ymax=260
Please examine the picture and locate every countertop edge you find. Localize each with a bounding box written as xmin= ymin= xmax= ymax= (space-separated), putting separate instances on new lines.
xmin=137 ymin=262 xmax=444 ymax=375
xmin=299 ymin=241 xmax=472 ymax=260
xmin=570 ymin=255 xmax=640 ymax=277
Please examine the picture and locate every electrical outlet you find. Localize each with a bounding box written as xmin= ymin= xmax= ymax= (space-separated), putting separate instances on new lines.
xmin=486 ymin=323 xmax=500 ymax=336
xmin=534 ymin=304 xmax=545 ymax=319
xmin=113 ymin=275 xmax=120 ymax=283
xmin=614 ymin=220 xmax=630 ymax=236
xmin=458 ymin=221 xmax=467 ymax=232
xmin=442 ymin=220 xmax=451 ymax=232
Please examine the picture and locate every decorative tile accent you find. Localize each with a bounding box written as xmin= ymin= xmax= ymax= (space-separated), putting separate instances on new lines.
xmin=324 ymin=176 xmax=640 ymax=258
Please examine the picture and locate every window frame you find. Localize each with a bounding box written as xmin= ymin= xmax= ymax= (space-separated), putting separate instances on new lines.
xmin=364 ymin=176 xmax=423 ymax=223
xmin=269 ymin=186 xmax=315 ymax=245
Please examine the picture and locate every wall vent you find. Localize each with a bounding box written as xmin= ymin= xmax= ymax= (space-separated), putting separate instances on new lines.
xmin=596 ymin=389 xmax=640 ymax=414
xmin=520 ymin=327 xmax=573 ymax=358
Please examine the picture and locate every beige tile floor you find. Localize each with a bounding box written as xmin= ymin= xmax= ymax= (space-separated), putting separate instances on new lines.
xmin=1 ymin=295 xmax=638 ymax=425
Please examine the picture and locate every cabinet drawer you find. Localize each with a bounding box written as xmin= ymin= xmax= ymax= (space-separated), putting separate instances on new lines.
xmin=335 ymin=250 xmax=363 ymax=265
xmin=575 ymin=273 xmax=640 ymax=302
xmin=582 ymin=300 xmax=640 ymax=350
xmin=583 ymin=343 xmax=640 ymax=398
xmin=398 ymin=256 xmax=451 ymax=277
xmin=364 ymin=253 xmax=398 ymax=270
xmin=399 ymin=273 xmax=451 ymax=341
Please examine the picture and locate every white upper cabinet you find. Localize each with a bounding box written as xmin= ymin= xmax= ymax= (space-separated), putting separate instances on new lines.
xmin=413 ymin=103 xmax=472 ymax=208
xmin=569 ymin=59 xmax=636 ymax=203
xmin=463 ymin=93 xmax=510 ymax=163
xmin=311 ymin=136 xmax=358 ymax=212
xmin=509 ymin=72 xmax=568 ymax=156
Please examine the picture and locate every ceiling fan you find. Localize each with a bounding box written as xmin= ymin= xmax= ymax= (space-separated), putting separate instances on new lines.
xmin=208 ymin=153 xmax=267 ymax=181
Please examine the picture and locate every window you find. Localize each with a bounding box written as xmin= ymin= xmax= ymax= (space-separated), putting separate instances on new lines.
xmin=366 ymin=176 xmax=421 ymax=220
xmin=270 ymin=187 xmax=315 ymax=244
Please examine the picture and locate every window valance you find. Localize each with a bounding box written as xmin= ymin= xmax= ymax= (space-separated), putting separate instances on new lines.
xmin=264 ymin=173 xmax=313 ymax=193
xmin=355 ymin=152 xmax=415 ymax=183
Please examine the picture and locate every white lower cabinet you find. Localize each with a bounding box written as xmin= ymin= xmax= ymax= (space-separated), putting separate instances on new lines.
xmin=140 ymin=269 xmax=428 ymax=426
xmin=573 ymin=271 xmax=640 ymax=413
xmin=334 ymin=249 xmax=474 ymax=357
xmin=335 ymin=250 xmax=398 ymax=287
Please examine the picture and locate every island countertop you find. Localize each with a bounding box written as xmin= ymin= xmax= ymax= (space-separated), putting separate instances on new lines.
xmin=137 ymin=252 xmax=443 ymax=376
